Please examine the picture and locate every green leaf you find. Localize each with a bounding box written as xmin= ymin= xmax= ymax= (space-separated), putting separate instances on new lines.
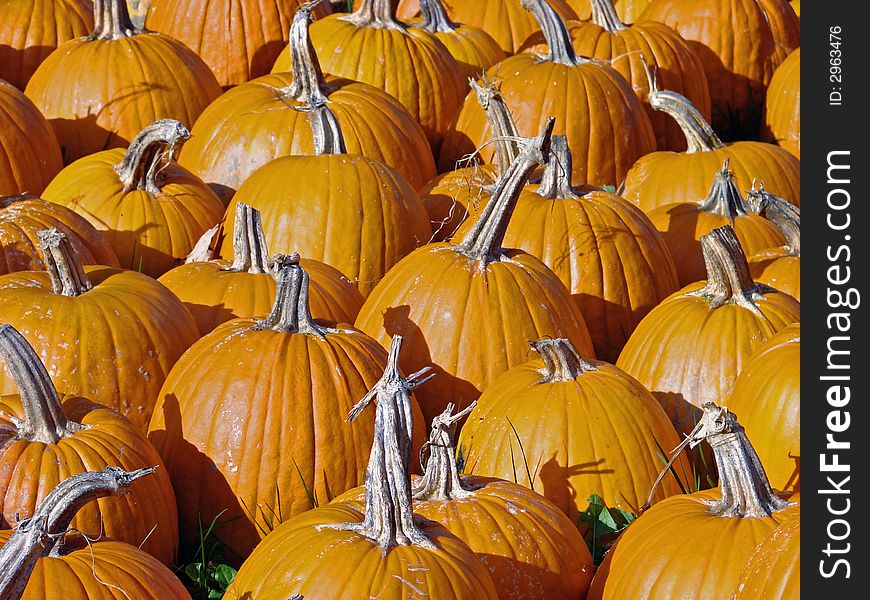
xmin=213 ymin=564 xmax=237 ymax=590
xmin=601 ymin=185 xmax=618 ymax=194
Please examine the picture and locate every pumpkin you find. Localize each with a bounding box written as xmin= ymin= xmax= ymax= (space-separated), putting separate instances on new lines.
xmin=299 ymin=0 xmax=466 ymax=151
xmin=640 ymin=0 xmax=799 ymax=139
xmin=0 ymin=468 xmax=191 ymax=599
xmin=180 ymin=4 xmax=435 ymax=201
xmin=159 ymin=202 xmax=363 ymax=335
xmin=566 ymin=0 xmax=652 ymax=22
xmin=0 ymin=0 xmax=92 ymax=91
xmin=615 ymin=226 xmax=800 ymax=476
xmin=727 ymin=323 xmax=800 ymax=492
xmin=0 ymin=324 xmax=178 ymax=566
xmin=439 ymin=0 xmax=656 ymax=187
xmin=733 ymin=506 xmax=800 ymax=599
xmin=0 ymin=229 xmax=200 ymax=431
xmin=41 ymin=119 xmax=225 ymax=278
xmin=355 ymin=120 xmax=595 ymax=427
xmin=0 ymin=81 xmax=63 ymax=197
xmin=763 ymin=48 xmax=800 ymax=159
xmin=590 ymin=402 xmax=798 ymax=599
xmin=224 ymin=335 xmax=499 ymax=600
xmin=24 ymin=0 xmax=222 ymax=164
xmin=0 ymin=194 xmax=119 ymax=274
xmin=459 ymin=338 xmax=692 ymax=523
xmin=455 ymin=135 xmax=679 ymax=361
xmin=790 ymin=0 xmax=800 ymax=17
xmin=519 ymin=0 xmax=711 ymax=152
xmin=148 ymin=255 xmax=425 ymax=564
xmin=353 ymin=0 xmax=421 ymax=20
xmin=647 ymin=159 xmax=786 ymax=287
xmin=621 ymin=68 xmax=801 ymax=212
xmin=219 ymin=103 xmax=432 ymax=297
xmin=146 ymin=0 xmax=330 ymax=89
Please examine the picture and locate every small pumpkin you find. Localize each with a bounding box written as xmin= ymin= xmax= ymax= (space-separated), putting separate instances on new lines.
xmin=42 ymin=119 xmax=225 ymax=278
xmin=763 ymin=48 xmax=800 ymax=159
xmin=733 ymin=506 xmax=800 ymax=599
xmin=746 ymin=184 xmax=800 ymax=301
xmin=24 ymin=0 xmax=222 ymax=164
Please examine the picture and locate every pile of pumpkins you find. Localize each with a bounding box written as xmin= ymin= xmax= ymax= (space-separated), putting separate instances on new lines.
xmin=0 ymin=0 xmax=800 ymax=598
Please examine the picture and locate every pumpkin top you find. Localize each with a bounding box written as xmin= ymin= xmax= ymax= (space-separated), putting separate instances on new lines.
xmin=521 ymin=0 xmax=587 ymax=66
xmin=227 ymin=202 xmax=272 ymax=274
xmin=747 ymin=184 xmax=800 ymax=256
xmin=37 ymin=228 xmax=92 ymax=297
xmin=308 ymin=102 xmax=348 ymax=156
xmin=698 ymin=158 xmax=749 ymax=219
xmin=417 ymin=0 xmax=459 ymax=34
xmin=0 ymin=467 xmax=154 ymax=600
xmin=537 ymin=135 xmax=581 ymax=199
xmin=589 ymin=0 xmax=629 ymax=32
xmin=470 ymin=75 xmax=521 ymax=178
xmin=114 ymin=119 xmax=191 ymax=195
xmin=343 ymin=0 xmax=405 ymax=31
xmin=531 ymin=338 xmax=597 ymax=382
xmin=412 ymin=401 xmax=477 ymax=502
xmin=91 ymin=0 xmax=139 ymax=40
xmin=286 ymin=1 xmax=332 ymax=107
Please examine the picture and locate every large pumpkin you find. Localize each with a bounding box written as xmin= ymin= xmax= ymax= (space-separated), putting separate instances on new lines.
xmin=145 ymin=0 xmax=331 ymax=89
xmin=0 ymin=325 xmax=178 ymax=566
xmin=0 ymin=229 xmax=200 ymax=431
xmin=439 ymin=0 xmax=656 ymax=187
xmin=459 ymin=338 xmax=692 ymax=522
xmin=640 ymin=0 xmax=799 ymax=139
xmin=746 ymin=185 xmax=800 ymax=301
xmin=24 ymin=0 xmax=221 ymax=163
xmin=224 ymin=335 xmax=499 ymax=600
xmin=0 ymin=468 xmax=191 ymax=600
xmin=733 ymin=506 xmax=800 ymax=599
xmin=0 ymin=194 xmax=118 ymax=274
xmin=42 ymin=119 xmax=225 ymax=278
xmin=567 ymin=0 xmax=652 ymax=22
xmin=219 ymin=104 xmax=432 ymax=297
xmin=180 ymin=4 xmax=435 ymax=200
xmin=763 ymin=47 xmax=800 ymax=159
xmin=355 ymin=121 xmax=595 ymax=427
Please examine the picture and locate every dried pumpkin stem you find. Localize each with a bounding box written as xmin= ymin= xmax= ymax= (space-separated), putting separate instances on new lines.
xmin=114 ymin=119 xmax=190 ymax=195
xmin=531 ymin=338 xmax=596 ymax=382
xmin=686 ymin=226 xmax=763 ymax=314
xmin=589 ymin=0 xmax=628 ymax=32
xmin=37 ymin=228 xmax=92 ymax=297
xmin=91 ymin=0 xmax=138 ymax=40
xmin=521 ymin=0 xmax=585 ymax=66
xmin=412 ymin=401 xmax=477 ymax=501
xmin=470 ymin=76 xmax=521 ymax=177
xmin=0 ymin=467 xmax=154 ymax=600
xmin=699 ymin=158 xmax=748 ymax=218
xmin=254 ymin=254 xmax=337 ymax=338
xmin=287 ymin=1 xmax=332 ymax=106
xmin=229 ymin=202 xmax=272 ymax=274
xmin=537 ymin=135 xmax=579 ymax=199
xmin=747 ymin=184 xmax=800 ymax=256
xmin=457 ymin=118 xmax=555 ymax=265
xmin=321 ymin=335 xmax=436 ymax=549
xmin=343 ymin=0 xmax=405 ymax=30
xmin=309 ymin=103 xmax=347 ymax=156
xmin=418 ymin=0 xmax=458 ymax=33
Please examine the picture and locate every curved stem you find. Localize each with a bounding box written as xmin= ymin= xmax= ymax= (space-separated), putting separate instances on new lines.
xmin=308 ymin=103 xmax=347 ymax=156
xmin=418 ymin=0 xmax=458 ymax=33
xmin=470 ymin=75 xmax=521 ymax=178
xmin=343 ymin=0 xmax=405 ymax=31
xmin=531 ymin=338 xmax=596 ymax=382
xmin=686 ymin=225 xmax=763 ymax=314
xmin=641 ymin=57 xmax=724 ymax=153
xmin=457 ymin=118 xmax=555 ymax=265
xmin=254 ymin=254 xmax=334 ymax=338
xmin=321 ymin=335 xmax=437 ymax=549
xmin=91 ymin=0 xmax=138 ymax=40
xmin=228 ymin=203 xmax=271 ymax=273
xmin=698 ymin=159 xmax=748 ymax=218
xmin=287 ymin=1 xmax=332 ymax=106
xmin=114 ymin=119 xmax=190 ymax=195
xmin=537 ymin=135 xmax=579 ymax=199
xmin=37 ymin=228 xmax=92 ymax=297
xmin=520 ymin=0 xmax=583 ymax=66
xmin=747 ymin=183 xmax=800 ymax=256
xmin=413 ymin=402 xmax=476 ymax=501
xmin=589 ymin=0 xmax=628 ymax=32
xmin=0 ymin=468 xmax=154 ymax=600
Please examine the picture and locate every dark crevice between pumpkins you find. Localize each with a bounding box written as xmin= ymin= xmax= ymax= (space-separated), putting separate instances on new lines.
xmin=114 ymin=119 xmax=190 ymax=196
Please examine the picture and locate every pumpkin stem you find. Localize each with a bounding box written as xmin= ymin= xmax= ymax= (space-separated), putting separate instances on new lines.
xmin=412 ymin=402 xmax=477 ymax=501
xmin=589 ymin=0 xmax=628 ymax=32
xmin=309 ymin=103 xmax=347 ymax=156
xmin=520 ymin=0 xmax=584 ymax=66
xmin=418 ymin=0 xmax=458 ymax=33
xmin=698 ymin=159 xmax=749 ymax=219
xmin=457 ymin=118 xmax=555 ymax=265
xmin=114 ymin=119 xmax=190 ymax=195
xmin=531 ymin=338 xmax=596 ymax=382
xmin=0 ymin=325 xmax=83 ymax=445
xmin=343 ymin=0 xmax=405 ymax=31
xmin=254 ymin=254 xmax=336 ymax=338
xmin=38 ymin=228 xmax=92 ymax=297
xmin=747 ymin=183 xmax=800 ymax=256
xmin=320 ymin=335 xmax=437 ymax=549
xmin=286 ymin=1 xmax=333 ymax=106
xmin=229 ymin=202 xmax=272 ymax=274
xmin=686 ymin=225 xmax=765 ymax=314
xmin=641 ymin=57 xmax=724 ymax=153
xmin=91 ymin=0 xmax=139 ymax=40
xmin=538 ymin=135 xmax=579 ymax=199
xmin=0 ymin=467 xmax=154 ymax=600
xmin=470 ymin=75 xmax=521 ymax=178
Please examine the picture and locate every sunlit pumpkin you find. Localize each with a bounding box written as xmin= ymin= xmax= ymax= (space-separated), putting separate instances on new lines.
xmin=763 ymin=47 xmax=800 ymax=159
xmin=733 ymin=506 xmax=800 ymax=599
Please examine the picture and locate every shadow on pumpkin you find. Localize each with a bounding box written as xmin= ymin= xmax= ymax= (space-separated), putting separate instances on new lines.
xmin=539 ymin=454 xmax=615 ymax=524
xmin=0 ymin=44 xmax=55 ymax=91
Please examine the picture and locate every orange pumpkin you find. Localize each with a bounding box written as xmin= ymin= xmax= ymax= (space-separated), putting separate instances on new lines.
xmin=159 ymin=202 xmax=363 ymax=336
xmin=0 ymin=468 xmax=191 ymax=599
xmin=145 ymin=0 xmax=330 ymax=89
xmin=647 ymin=159 xmax=786 ymax=287
xmin=148 ymin=255 xmax=425 ymax=564
xmin=24 ymin=0 xmax=222 ymax=164
xmin=0 ymin=325 xmax=178 ymax=566
xmin=621 ymin=69 xmax=800 ymax=212
xmin=790 ymin=0 xmax=800 ymax=17
xmin=224 ymin=335 xmax=499 ymax=600
xmin=0 ymin=81 xmax=63 ymax=197
xmin=566 ymin=0 xmax=653 ymax=22
xmin=41 ymin=119 xmax=225 ymax=278
xmin=733 ymin=506 xmax=800 ymax=599
xmin=0 ymin=0 xmax=92 ymax=91
xmin=640 ymin=0 xmax=799 ymax=138
xmin=763 ymin=47 xmax=800 ymax=159
xmin=0 ymin=229 xmax=200 ymax=431
xmin=219 ymin=104 xmax=432 ymax=297
xmin=0 ymin=194 xmax=118 ymax=274
xmin=746 ymin=183 xmax=800 ymax=301
xmin=355 ymin=121 xmax=595 ymax=427
xmin=459 ymin=339 xmax=692 ymax=523
xmin=439 ymin=0 xmax=656 ymax=187
xmin=181 ymin=4 xmax=435 ymax=200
